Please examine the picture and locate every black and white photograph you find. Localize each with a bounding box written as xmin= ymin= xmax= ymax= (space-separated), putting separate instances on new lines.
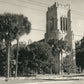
xmin=0 ymin=0 xmax=84 ymax=84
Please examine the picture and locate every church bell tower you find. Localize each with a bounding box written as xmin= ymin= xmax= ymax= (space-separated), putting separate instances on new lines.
xmin=45 ymin=2 xmax=74 ymax=49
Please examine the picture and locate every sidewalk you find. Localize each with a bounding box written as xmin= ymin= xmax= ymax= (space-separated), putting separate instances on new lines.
xmin=0 ymin=79 xmax=84 ymax=84
xmin=0 ymin=74 xmax=84 ymax=84
xmin=35 ymin=74 xmax=84 ymax=80
xmin=0 ymin=79 xmax=51 ymax=84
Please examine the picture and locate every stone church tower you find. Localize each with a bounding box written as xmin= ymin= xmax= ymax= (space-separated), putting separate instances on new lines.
xmin=45 ymin=2 xmax=74 ymax=50
xmin=45 ymin=2 xmax=74 ymax=74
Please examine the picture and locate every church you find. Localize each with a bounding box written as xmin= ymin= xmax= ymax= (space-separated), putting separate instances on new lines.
xmin=28 ymin=2 xmax=75 ymax=74
xmin=44 ymin=2 xmax=75 ymax=74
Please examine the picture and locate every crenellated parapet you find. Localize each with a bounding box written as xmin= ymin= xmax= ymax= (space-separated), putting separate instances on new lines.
xmin=48 ymin=2 xmax=70 ymax=12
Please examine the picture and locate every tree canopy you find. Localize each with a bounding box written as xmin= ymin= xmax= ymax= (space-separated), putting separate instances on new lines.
xmin=13 ymin=41 xmax=55 ymax=75
xmin=0 ymin=13 xmax=31 ymax=77
xmin=0 ymin=13 xmax=31 ymax=41
xmin=63 ymin=55 xmax=77 ymax=74
xmin=27 ymin=42 xmax=54 ymax=74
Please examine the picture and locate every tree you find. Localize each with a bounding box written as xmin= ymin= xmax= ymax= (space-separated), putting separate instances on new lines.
xmin=75 ymin=39 xmax=84 ymax=72
xmin=0 ymin=48 xmax=7 ymax=76
xmin=12 ymin=41 xmax=54 ymax=75
xmin=12 ymin=42 xmax=27 ymax=76
xmin=0 ymin=13 xmax=31 ymax=77
xmin=48 ymin=39 xmax=71 ymax=74
xmin=63 ymin=55 xmax=77 ymax=74
xmin=27 ymin=42 xmax=54 ymax=74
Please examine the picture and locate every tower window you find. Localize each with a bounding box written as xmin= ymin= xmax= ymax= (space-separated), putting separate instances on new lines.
xmin=60 ymin=17 xmax=62 ymax=31
xmin=60 ymin=17 xmax=67 ymax=32
xmin=66 ymin=18 xmax=67 ymax=31
xmin=50 ymin=18 xmax=54 ymax=31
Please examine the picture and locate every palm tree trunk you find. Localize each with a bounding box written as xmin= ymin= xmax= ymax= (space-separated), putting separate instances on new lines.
xmin=7 ymin=41 xmax=10 ymax=78
xmin=50 ymin=66 xmax=52 ymax=74
xmin=15 ymin=38 xmax=19 ymax=77
xmin=60 ymin=51 xmax=63 ymax=75
xmin=59 ymin=53 xmax=61 ymax=75
xmin=61 ymin=52 xmax=63 ymax=75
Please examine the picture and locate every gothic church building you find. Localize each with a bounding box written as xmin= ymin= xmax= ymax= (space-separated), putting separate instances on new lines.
xmin=44 ymin=2 xmax=74 ymax=74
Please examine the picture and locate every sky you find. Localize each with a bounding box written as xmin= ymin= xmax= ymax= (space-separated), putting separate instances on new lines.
xmin=0 ymin=0 xmax=84 ymax=44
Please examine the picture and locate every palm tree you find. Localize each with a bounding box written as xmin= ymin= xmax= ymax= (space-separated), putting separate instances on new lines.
xmin=48 ymin=39 xmax=70 ymax=75
xmin=13 ymin=16 xmax=31 ymax=77
xmin=0 ymin=13 xmax=31 ymax=77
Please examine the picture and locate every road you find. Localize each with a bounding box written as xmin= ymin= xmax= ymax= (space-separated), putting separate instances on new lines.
xmin=0 ymin=79 xmax=84 ymax=84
